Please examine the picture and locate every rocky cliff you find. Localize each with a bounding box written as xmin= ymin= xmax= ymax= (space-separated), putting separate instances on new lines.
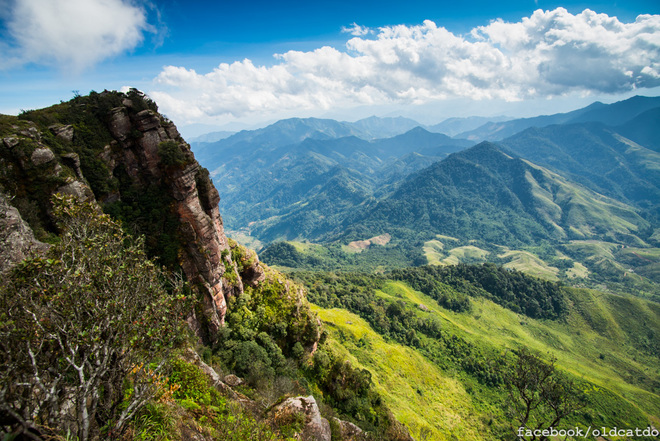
xmin=0 ymin=90 xmax=264 ymax=342
xmin=104 ymin=98 xmax=248 ymax=340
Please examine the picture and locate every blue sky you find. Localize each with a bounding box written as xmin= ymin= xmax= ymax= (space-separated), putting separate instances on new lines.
xmin=1 ymin=0 xmax=659 ymax=137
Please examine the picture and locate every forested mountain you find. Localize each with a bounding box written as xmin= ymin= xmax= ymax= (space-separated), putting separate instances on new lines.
xmin=499 ymin=121 xmax=660 ymax=216
xmin=337 ymin=142 xmax=651 ymax=247
xmin=192 ymin=124 xmax=472 ymax=241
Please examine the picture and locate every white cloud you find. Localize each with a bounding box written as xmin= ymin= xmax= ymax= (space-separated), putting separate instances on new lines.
xmin=152 ymin=8 xmax=660 ymax=124
xmin=1 ymin=0 xmax=153 ymax=73
xmin=341 ymin=23 xmax=372 ymax=37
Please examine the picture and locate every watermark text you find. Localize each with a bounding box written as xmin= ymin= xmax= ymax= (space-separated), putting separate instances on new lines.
xmin=517 ymin=426 xmax=659 ymax=438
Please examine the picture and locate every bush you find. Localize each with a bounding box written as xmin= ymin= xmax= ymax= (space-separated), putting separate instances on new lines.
xmin=158 ymin=141 xmax=187 ymax=168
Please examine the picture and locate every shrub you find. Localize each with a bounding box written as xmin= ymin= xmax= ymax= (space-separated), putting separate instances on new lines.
xmin=0 ymin=195 xmax=188 ymax=441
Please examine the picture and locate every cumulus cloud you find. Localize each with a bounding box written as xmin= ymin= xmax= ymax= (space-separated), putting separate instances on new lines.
xmin=153 ymin=8 xmax=660 ymax=123
xmin=1 ymin=0 xmax=153 ymax=72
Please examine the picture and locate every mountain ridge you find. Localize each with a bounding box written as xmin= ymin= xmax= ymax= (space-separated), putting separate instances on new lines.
xmin=457 ymin=95 xmax=660 ymax=141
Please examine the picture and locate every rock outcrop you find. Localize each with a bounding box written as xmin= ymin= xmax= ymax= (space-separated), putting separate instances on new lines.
xmin=97 ymin=100 xmax=240 ymax=341
xmin=0 ymin=192 xmax=48 ymax=273
xmin=272 ymin=396 xmax=331 ymax=441
xmin=0 ymin=92 xmax=242 ymax=343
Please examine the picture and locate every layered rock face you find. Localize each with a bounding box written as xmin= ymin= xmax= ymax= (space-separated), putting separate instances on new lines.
xmin=104 ymin=102 xmax=259 ymax=341
xmin=0 ymin=192 xmax=48 ymax=273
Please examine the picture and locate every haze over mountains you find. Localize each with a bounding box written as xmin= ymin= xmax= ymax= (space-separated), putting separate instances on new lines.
xmin=190 ymin=95 xmax=660 ymax=297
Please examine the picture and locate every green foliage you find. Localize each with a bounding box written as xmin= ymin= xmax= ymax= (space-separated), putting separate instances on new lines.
xmin=130 ymin=402 xmax=176 ymax=441
xmin=158 ymin=141 xmax=187 ymax=168
xmin=390 ymin=263 xmax=567 ymax=319
xmin=305 ymin=346 xmax=409 ymax=439
xmin=103 ymin=167 xmax=182 ymax=268
xmin=501 ymin=347 xmax=586 ymax=436
xmin=126 ymin=88 xmax=159 ymax=113
xmin=311 ymin=272 xmax=660 ymax=440
xmin=0 ymin=195 xmax=188 ymax=440
xmin=19 ymin=91 xmax=125 ymax=199
xmin=169 ymin=359 xmax=223 ymax=406
xmin=295 ymin=271 xmax=504 ymax=386
xmin=213 ymin=273 xmax=318 ymax=384
xmin=260 ymin=239 xmax=425 ymax=272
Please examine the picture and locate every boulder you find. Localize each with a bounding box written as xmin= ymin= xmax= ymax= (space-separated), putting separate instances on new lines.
xmin=272 ymin=396 xmax=331 ymax=441
xmin=56 ymin=180 xmax=95 ymax=202
xmin=133 ymin=109 xmax=160 ymax=132
xmin=331 ymin=417 xmax=364 ymax=440
xmin=49 ymin=124 xmax=74 ymax=142
xmin=3 ymin=137 xmax=19 ymax=149
xmin=109 ymin=107 xmax=131 ymax=141
xmin=61 ymin=153 xmax=82 ymax=179
xmin=31 ymin=147 xmax=55 ymax=166
xmin=223 ymin=374 xmax=243 ymax=387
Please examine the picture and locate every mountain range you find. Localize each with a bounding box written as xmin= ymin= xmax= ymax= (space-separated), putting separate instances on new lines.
xmin=189 ymin=95 xmax=660 ymax=298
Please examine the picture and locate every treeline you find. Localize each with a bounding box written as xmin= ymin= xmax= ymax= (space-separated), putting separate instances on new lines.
xmin=390 ymin=263 xmax=568 ymax=320
xmin=260 ymin=238 xmax=427 ymax=272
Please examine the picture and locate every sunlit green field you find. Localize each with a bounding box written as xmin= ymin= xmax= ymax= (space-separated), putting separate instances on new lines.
xmin=312 ymin=280 xmax=660 ymax=439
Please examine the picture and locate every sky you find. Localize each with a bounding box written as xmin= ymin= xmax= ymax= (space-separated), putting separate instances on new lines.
xmin=1 ymin=0 xmax=659 ymax=138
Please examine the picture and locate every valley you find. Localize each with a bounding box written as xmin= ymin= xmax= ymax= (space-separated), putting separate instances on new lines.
xmin=190 ymin=94 xmax=660 ymax=439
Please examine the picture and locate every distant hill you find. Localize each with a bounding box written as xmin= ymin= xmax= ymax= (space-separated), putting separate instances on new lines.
xmin=349 ymin=115 xmax=422 ymax=139
xmin=189 ymin=130 xmax=235 ymax=143
xmin=426 ymin=115 xmax=511 ymax=137
xmin=499 ymin=122 xmax=660 ymax=215
xmin=337 ymin=142 xmax=651 ymax=247
xmin=616 ymin=106 xmax=660 ymax=153
xmin=457 ymin=95 xmax=660 ymax=141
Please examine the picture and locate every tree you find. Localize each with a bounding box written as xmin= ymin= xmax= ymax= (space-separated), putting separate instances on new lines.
xmin=503 ymin=348 xmax=585 ymax=441
xmin=0 ymin=195 xmax=187 ymax=441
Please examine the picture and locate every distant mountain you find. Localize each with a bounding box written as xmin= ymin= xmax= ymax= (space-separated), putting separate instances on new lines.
xmin=189 ymin=130 xmax=235 ymax=143
xmin=568 ymin=95 xmax=660 ymax=126
xmin=457 ymin=95 xmax=660 ymax=141
xmin=193 ymin=116 xmax=424 ymax=168
xmin=372 ymin=126 xmax=471 ymax=157
xmin=616 ymin=107 xmax=660 ymax=153
xmin=426 ymin=116 xmax=511 ymax=137
xmin=336 ymin=142 xmax=651 ymax=247
xmin=349 ymin=115 xmax=422 ymax=139
xmin=190 ymin=124 xmax=473 ymax=240
xmin=499 ymin=122 xmax=660 ymax=215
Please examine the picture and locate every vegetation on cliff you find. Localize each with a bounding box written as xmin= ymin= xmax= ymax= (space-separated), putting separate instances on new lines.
xmin=2 ymin=91 xmax=659 ymax=440
xmin=0 ymin=195 xmax=188 ymax=440
xmin=0 ymin=91 xmax=410 ymax=440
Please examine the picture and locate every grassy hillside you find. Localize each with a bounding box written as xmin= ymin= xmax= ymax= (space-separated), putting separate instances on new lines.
xmin=307 ymin=277 xmax=660 ymax=440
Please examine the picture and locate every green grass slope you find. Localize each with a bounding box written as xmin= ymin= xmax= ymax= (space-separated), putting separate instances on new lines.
xmin=308 ymin=278 xmax=660 ymax=440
